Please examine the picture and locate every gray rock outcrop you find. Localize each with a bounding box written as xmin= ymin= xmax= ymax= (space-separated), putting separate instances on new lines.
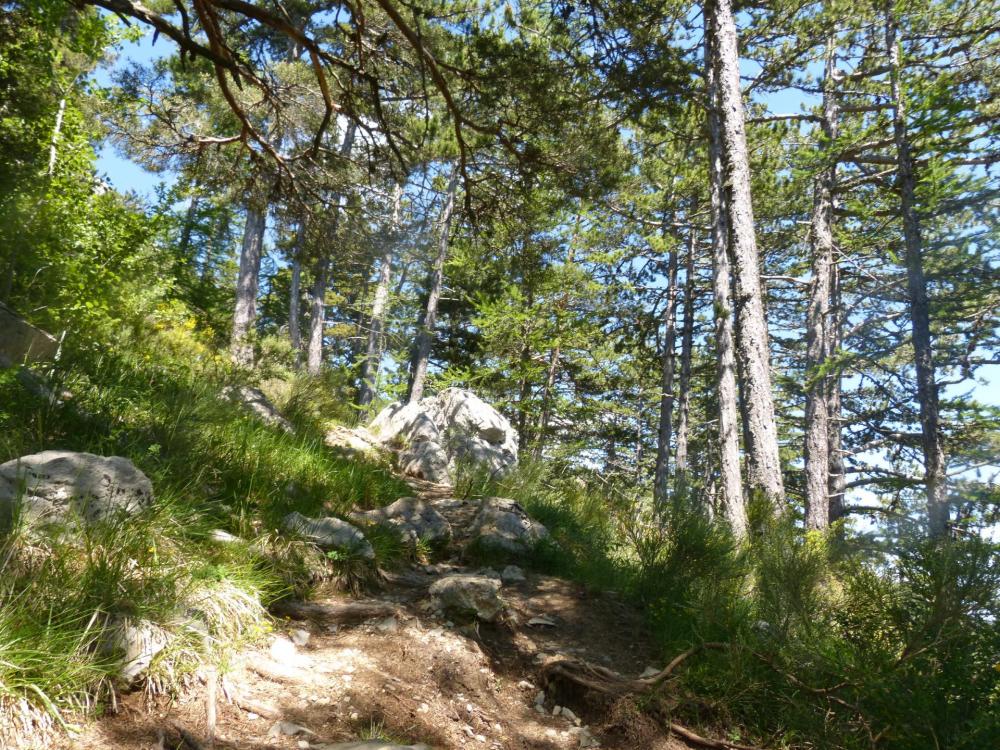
xmin=350 ymin=497 xmax=452 ymax=547
xmin=282 ymin=511 xmax=374 ymax=560
xmin=368 ymin=388 xmax=518 ymax=485
xmin=428 ymin=574 xmax=505 ymax=622
xmin=0 ymin=451 xmax=154 ymax=529
xmin=467 ymin=497 xmax=549 ymax=557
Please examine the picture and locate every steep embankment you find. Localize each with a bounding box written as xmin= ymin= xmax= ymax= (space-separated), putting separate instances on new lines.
xmin=72 ymin=477 xmax=684 ymax=750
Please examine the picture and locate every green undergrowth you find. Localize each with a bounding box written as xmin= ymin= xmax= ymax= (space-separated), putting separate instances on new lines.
xmin=458 ymin=460 xmax=1000 ymax=750
xmin=0 ymin=325 xmax=410 ymax=740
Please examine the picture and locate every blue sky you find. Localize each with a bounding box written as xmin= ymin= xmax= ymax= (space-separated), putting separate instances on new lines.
xmin=94 ymin=26 xmax=1000 ymax=416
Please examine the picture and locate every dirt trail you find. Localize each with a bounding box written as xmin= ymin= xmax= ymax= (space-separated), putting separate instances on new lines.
xmin=72 ymin=479 xmax=685 ymax=750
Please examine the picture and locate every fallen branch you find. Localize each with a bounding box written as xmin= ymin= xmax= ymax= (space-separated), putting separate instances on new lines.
xmin=270 ymin=598 xmax=396 ymax=624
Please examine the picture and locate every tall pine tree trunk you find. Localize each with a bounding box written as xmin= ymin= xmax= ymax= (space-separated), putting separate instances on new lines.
xmin=653 ymin=237 xmax=680 ymax=510
xmin=827 ymin=261 xmax=846 ymax=522
xmin=306 ymin=123 xmax=356 ymax=375
xmin=804 ymin=40 xmax=839 ymax=530
xmin=706 ymin=17 xmax=748 ymax=539
xmin=708 ymin=0 xmax=785 ymax=508
xmin=408 ymin=167 xmax=458 ymax=404
xmin=306 ymin=255 xmax=328 ymax=375
xmin=886 ymin=8 xmax=948 ymax=536
xmin=359 ymin=182 xmax=403 ymax=407
xmin=231 ymin=195 xmax=267 ymax=367
xmin=289 ymin=219 xmax=305 ymax=368
xmin=675 ymin=230 xmax=697 ymax=480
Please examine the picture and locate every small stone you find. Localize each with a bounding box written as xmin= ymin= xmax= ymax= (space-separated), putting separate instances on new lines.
xmin=517 ymin=680 xmax=534 ymax=690
xmin=291 ymin=628 xmax=311 ymax=647
xmin=377 ymin=616 xmax=399 ymax=633
xmin=561 ymin=707 xmax=578 ymax=723
xmin=535 ymin=705 xmax=547 ymax=716
xmin=209 ymin=529 xmax=241 ymax=544
xmin=534 ymin=691 xmax=546 ymax=705
xmin=350 ymin=711 xmax=360 ymax=720
xmin=552 ymin=705 xmax=562 ymax=716
xmin=267 ymin=721 xmax=314 ymax=737
xmin=639 ymin=666 xmax=660 ymax=679
xmin=501 ymin=565 xmax=525 ymax=583
xmin=246 ymin=712 xmax=259 ymax=721
xmin=528 ymin=615 xmax=557 ymax=628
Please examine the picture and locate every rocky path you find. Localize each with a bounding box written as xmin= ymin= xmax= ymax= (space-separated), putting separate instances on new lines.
xmin=72 ymin=480 xmax=684 ymax=750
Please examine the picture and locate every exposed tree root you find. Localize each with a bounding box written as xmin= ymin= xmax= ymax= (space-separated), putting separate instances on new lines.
xmin=668 ymin=721 xmax=764 ymax=750
xmin=539 ymin=642 xmax=767 ymax=749
xmin=539 ymin=642 xmax=727 ymax=696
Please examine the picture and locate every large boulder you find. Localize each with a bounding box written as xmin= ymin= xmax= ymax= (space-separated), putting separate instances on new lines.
xmin=466 ymin=497 xmax=549 ymax=557
xmin=282 ymin=511 xmax=374 ymax=560
xmin=0 ymin=451 xmax=154 ymax=530
xmin=397 ymin=439 xmax=451 ymax=485
xmin=223 ymin=385 xmax=294 ymax=434
xmin=350 ymin=497 xmax=452 ymax=548
xmin=429 ymin=574 xmax=505 ymax=622
xmin=368 ymin=389 xmax=518 ymax=484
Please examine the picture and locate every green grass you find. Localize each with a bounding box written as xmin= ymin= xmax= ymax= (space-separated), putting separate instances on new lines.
xmin=457 ymin=458 xmax=1000 ymax=750
xmin=0 ymin=330 xmax=411 ymax=739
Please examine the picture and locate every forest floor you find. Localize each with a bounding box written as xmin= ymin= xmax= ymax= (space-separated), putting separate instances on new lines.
xmin=70 ymin=477 xmax=687 ymax=750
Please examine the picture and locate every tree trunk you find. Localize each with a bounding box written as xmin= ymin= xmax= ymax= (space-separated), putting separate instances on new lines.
xmin=47 ymin=95 xmax=67 ymax=177
xmin=653 ymin=238 xmax=680 ymax=511
xmin=306 ymin=123 xmax=357 ymax=376
xmin=231 ymin=196 xmax=267 ymax=367
xmin=706 ymin=17 xmax=748 ymax=539
xmin=408 ymin=167 xmax=459 ymax=404
xmin=804 ymin=39 xmax=839 ymax=531
xmin=359 ymin=182 xmax=403 ymax=407
xmin=306 ymin=254 xmax=328 ymax=375
xmin=289 ymin=219 xmax=305 ymax=368
xmin=517 ymin=335 xmax=533 ymax=449
xmin=675 ymin=230 xmax=697 ymax=481
xmin=827 ymin=260 xmax=846 ymax=522
xmin=708 ymin=0 xmax=785 ymax=508
xmin=885 ymin=8 xmax=948 ymax=536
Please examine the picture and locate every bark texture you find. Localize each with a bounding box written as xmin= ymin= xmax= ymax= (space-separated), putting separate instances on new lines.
xmin=706 ymin=17 xmax=748 ymax=540
xmin=804 ymin=40 xmax=839 ymax=531
xmin=708 ymin=0 xmax=785 ymax=508
xmin=231 ymin=197 xmax=266 ymax=366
